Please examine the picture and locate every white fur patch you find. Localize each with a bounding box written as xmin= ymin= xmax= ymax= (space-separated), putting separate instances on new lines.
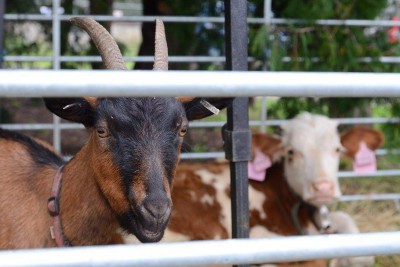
xmin=249 ymin=225 xmax=279 ymax=239
xmin=200 ymin=193 xmax=215 ymax=206
xmin=195 ymin=167 xmax=232 ymax=237
xmin=248 ymin=184 xmax=267 ymax=220
xmin=189 ymin=191 xmax=196 ymax=201
xmin=122 ymin=233 xmax=141 ymax=244
xmin=161 ymin=229 xmax=191 ymax=242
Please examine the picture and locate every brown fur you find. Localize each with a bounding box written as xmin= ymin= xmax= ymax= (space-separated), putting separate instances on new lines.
xmin=340 ymin=126 xmax=384 ymax=158
xmin=168 ymin=163 xmax=229 ymax=240
xmin=0 ymin=135 xmax=122 ymax=248
xmin=88 ymin=135 xmax=130 ymax=214
xmin=0 ymin=139 xmax=58 ymax=248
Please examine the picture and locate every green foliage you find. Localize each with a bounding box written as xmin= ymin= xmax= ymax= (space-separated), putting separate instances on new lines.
xmin=248 ymin=0 xmax=400 ymax=122
xmin=4 ymin=0 xmax=120 ymax=70
xmin=5 ymin=0 xmax=40 ymax=13
xmin=0 ymin=107 xmax=12 ymax=123
xmin=273 ymin=0 xmax=386 ymax=20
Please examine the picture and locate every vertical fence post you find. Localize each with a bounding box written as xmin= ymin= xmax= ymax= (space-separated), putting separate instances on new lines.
xmin=52 ymin=0 xmax=61 ymax=152
xmin=260 ymin=0 xmax=272 ymax=133
xmin=0 ymin=0 xmax=5 ymax=122
xmin=223 ymin=3 xmax=250 ymax=267
xmin=0 ymin=0 xmax=5 ymax=69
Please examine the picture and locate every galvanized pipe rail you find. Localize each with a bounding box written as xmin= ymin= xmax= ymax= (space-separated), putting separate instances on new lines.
xmin=1 ymin=117 xmax=399 ymax=131
xmin=6 ymin=14 xmax=400 ymax=27
xmin=7 ymin=55 xmax=400 ymax=65
xmin=1 ymin=232 xmax=399 ymax=267
xmin=2 ymin=71 xmax=400 ymax=97
xmin=4 ymin=55 xmax=246 ymax=63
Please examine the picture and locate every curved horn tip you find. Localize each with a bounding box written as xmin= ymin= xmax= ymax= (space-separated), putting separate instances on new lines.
xmin=69 ymin=16 xmax=126 ymax=70
xmin=155 ymin=18 xmax=164 ymax=27
xmin=153 ymin=18 xmax=168 ymax=71
xmin=69 ymin=17 xmax=94 ymax=26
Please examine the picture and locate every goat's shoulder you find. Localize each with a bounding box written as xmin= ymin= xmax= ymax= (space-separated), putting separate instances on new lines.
xmin=0 ymin=128 xmax=64 ymax=169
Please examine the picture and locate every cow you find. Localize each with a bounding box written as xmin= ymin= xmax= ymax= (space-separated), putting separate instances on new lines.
xmin=126 ymin=112 xmax=382 ymax=266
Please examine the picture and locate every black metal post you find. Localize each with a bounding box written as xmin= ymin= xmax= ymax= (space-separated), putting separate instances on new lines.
xmin=0 ymin=0 xmax=5 ymax=69
xmin=224 ymin=2 xmax=251 ymax=265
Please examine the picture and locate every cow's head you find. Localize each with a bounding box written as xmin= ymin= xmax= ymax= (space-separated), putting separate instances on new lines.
xmin=252 ymin=112 xmax=383 ymax=207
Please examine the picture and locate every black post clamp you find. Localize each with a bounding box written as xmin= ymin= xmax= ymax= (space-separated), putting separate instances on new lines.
xmin=221 ymin=123 xmax=252 ymax=162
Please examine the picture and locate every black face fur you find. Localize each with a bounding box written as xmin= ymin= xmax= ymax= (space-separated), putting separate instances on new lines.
xmin=97 ymin=97 xmax=186 ymax=183
xmin=94 ymin=97 xmax=187 ymax=242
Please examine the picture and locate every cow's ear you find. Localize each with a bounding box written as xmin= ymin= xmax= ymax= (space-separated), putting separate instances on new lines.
xmin=43 ymin=97 xmax=96 ymax=127
xmin=251 ymin=132 xmax=284 ymax=162
xmin=340 ymin=126 xmax=384 ymax=158
xmin=179 ymin=97 xmax=233 ymax=121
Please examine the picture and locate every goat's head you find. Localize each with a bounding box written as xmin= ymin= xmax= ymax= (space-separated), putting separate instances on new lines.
xmin=43 ymin=17 xmax=232 ymax=243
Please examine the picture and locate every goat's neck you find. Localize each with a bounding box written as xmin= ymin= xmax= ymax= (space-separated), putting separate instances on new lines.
xmin=59 ymin=143 xmax=119 ymax=245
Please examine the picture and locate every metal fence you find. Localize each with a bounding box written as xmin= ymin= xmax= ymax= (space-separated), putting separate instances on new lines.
xmin=1 ymin=71 xmax=400 ymax=265
xmin=1 ymin=232 xmax=400 ymax=267
xmin=1 ymin=0 xmax=400 ymax=205
xmin=1 ymin=1 xmax=400 ymax=266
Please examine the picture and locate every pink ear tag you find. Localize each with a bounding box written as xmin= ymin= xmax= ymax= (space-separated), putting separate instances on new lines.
xmin=248 ymin=150 xmax=272 ymax=182
xmin=353 ymin=142 xmax=377 ymax=174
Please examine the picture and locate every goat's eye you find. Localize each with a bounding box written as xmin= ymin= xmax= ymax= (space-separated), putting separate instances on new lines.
xmin=179 ymin=127 xmax=187 ymax=137
xmin=97 ymin=127 xmax=109 ymax=138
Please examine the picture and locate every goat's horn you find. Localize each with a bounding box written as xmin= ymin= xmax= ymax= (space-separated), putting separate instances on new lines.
xmin=70 ymin=17 xmax=126 ymax=70
xmin=153 ymin=19 xmax=168 ymax=70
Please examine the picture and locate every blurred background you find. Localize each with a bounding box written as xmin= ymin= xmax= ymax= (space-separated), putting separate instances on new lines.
xmin=1 ymin=1 xmax=400 ymax=265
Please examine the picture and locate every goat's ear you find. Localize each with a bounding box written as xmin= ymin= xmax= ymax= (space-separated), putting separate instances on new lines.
xmin=340 ymin=126 xmax=384 ymax=158
xmin=180 ymin=97 xmax=233 ymax=121
xmin=43 ymin=98 xmax=96 ymax=127
xmin=252 ymin=132 xmax=284 ymax=162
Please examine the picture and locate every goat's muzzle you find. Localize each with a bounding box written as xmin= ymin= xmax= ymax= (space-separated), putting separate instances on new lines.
xmin=131 ymin=195 xmax=172 ymax=243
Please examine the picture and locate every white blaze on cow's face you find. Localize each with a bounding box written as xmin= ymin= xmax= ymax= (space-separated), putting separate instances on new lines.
xmin=281 ymin=113 xmax=343 ymax=207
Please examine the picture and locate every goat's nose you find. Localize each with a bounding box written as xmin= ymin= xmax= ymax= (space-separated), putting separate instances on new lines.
xmin=143 ymin=199 xmax=171 ymax=220
xmin=312 ymin=180 xmax=334 ymax=195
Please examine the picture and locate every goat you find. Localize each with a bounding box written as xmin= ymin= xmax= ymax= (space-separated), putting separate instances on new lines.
xmin=0 ymin=17 xmax=231 ymax=248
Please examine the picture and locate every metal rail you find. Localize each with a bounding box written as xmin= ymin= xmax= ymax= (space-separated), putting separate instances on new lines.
xmin=4 ymin=55 xmax=253 ymax=63
xmin=340 ymin=194 xmax=400 ymax=202
xmin=52 ymin=0 xmax=61 ymax=151
xmin=6 ymin=14 xmax=400 ymax=27
xmin=339 ymin=169 xmax=400 ymax=178
xmin=0 ymin=0 xmax=4 ymax=69
xmin=1 ymin=232 xmax=399 ymax=267
xmin=8 ymin=55 xmax=400 ymax=64
xmin=2 ymin=71 xmax=400 ymax=97
xmin=1 ymin=117 xmax=399 ymax=130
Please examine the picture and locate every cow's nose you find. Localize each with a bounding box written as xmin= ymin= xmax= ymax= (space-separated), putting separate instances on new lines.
xmin=312 ymin=180 xmax=334 ymax=196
